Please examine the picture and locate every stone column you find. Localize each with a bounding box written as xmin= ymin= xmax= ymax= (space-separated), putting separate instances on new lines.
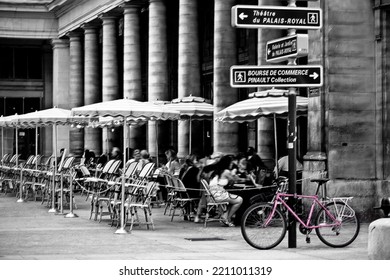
xmin=177 ymin=0 xmax=201 ymax=158
xmin=213 ymin=0 xmax=238 ymax=154
xmin=148 ymin=0 xmax=169 ymax=159
xmin=257 ymin=0 xmax=284 ymax=166
xmin=123 ymin=2 xmax=145 ymax=149
xmin=68 ymin=31 xmax=85 ymax=157
xmin=52 ymin=38 xmax=70 ymax=154
xmin=101 ymin=13 xmax=120 ymax=153
xmin=83 ymin=23 xmax=102 ymax=156
xmin=43 ymin=44 xmax=53 ymax=155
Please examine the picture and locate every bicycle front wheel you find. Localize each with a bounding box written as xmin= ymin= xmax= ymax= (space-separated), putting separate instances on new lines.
xmin=241 ymin=203 xmax=287 ymax=250
xmin=315 ymin=201 xmax=360 ymax=248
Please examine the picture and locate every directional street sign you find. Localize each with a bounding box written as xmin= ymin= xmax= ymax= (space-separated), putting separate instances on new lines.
xmin=266 ymin=34 xmax=308 ymax=63
xmin=231 ymin=5 xmax=322 ymax=29
xmin=230 ymin=65 xmax=323 ymax=88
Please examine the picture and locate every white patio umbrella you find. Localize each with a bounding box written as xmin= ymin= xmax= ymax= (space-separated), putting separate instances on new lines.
xmin=165 ymin=95 xmax=213 ymax=154
xmin=0 ymin=114 xmax=26 ymax=202
xmin=88 ymin=116 xmax=147 ymax=155
xmin=71 ymin=98 xmax=180 ymax=234
xmin=11 ymin=107 xmax=95 ymax=211
xmin=215 ymin=88 xmax=309 ymax=177
xmin=0 ymin=115 xmax=18 ymax=163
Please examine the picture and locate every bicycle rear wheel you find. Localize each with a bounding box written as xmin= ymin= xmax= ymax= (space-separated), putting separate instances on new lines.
xmin=241 ymin=203 xmax=287 ymax=250
xmin=315 ymin=201 xmax=360 ymax=248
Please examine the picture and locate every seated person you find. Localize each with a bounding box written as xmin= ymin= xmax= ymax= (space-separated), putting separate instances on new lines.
xmin=125 ymin=149 xmax=141 ymax=168
xmin=179 ymin=154 xmax=201 ymax=199
xmin=96 ymin=153 xmax=108 ymax=167
xmin=208 ymin=155 xmax=243 ymax=227
xmin=231 ymin=157 xmax=261 ymax=187
xmin=162 ymin=148 xmax=181 ymax=177
xmin=179 ymin=155 xmax=202 ymax=220
xmin=139 ymin=150 xmax=152 ymax=166
xmin=274 ymin=155 xmax=303 ymax=178
xmin=246 ymin=147 xmax=266 ymax=174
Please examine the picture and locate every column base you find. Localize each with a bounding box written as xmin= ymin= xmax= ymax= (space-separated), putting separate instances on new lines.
xmin=115 ymin=227 xmax=129 ymax=234
xmin=64 ymin=212 xmax=78 ymax=218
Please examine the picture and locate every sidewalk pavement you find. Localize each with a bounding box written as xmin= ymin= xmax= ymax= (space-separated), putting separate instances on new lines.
xmin=0 ymin=193 xmax=369 ymax=260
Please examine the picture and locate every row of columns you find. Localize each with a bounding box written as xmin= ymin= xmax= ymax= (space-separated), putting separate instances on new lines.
xmin=51 ymin=0 xmax=270 ymax=158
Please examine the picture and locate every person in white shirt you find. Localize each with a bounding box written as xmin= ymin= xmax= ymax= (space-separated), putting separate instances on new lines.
xmin=274 ymin=155 xmax=303 ymax=177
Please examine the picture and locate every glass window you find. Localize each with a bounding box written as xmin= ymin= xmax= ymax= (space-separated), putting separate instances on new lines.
xmin=0 ymin=47 xmax=14 ymax=79
xmin=0 ymin=47 xmax=43 ymax=79
xmin=14 ymin=48 xmax=28 ymax=79
xmin=0 ymin=97 xmax=4 ymax=116
xmin=28 ymin=49 xmax=42 ymax=79
xmin=24 ymin=98 xmax=41 ymax=113
xmin=5 ymin=98 xmax=23 ymax=116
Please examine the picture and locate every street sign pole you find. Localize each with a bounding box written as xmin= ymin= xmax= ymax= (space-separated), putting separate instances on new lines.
xmin=287 ymin=0 xmax=297 ymax=250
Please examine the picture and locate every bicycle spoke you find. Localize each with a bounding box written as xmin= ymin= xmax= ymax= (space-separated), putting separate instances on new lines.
xmin=315 ymin=201 xmax=360 ymax=248
xmin=241 ymin=203 xmax=286 ymax=250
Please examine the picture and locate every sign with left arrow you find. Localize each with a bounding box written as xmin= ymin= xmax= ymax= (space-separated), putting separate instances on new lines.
xmin=266 ymin=34 xmax=309 ymax=63
xmin=230 ymin=65 xmax=323 ymax=88
xmin=232 ymin=5 xmax=322 ymax=29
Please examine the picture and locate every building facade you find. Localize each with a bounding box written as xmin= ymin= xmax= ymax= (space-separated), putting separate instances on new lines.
xmin=0 ymin=0 xmax=389 ymax=220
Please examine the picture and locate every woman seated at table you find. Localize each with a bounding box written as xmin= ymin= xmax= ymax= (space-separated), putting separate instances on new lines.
xmin=209 ymin=155 xmax=243 ymax=227
xmin=161 ymin=148 xmax=181 ymax=177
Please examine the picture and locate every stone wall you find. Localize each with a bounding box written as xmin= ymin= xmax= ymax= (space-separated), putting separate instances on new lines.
xmin=325 ymin=0 xmax=376 ymax=180
xmin=304 ymin=0 xmax=387 ymax=222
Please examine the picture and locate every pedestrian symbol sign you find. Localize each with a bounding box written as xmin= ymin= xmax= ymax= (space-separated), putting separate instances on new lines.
xmin=234 ymin=71 xmax=247 ymax=83
xmin=230 ymin=65 xmax=323 ymax=88
xmin=307 ymin=12 xmax=318 ymax=25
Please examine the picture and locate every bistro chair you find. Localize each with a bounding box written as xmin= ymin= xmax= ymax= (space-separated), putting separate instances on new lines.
xmin=167 ymin=175 xmax=200 ymax=222
xmin=126 ymin=180 xmax=159 ymax=231
xmin=111 ymin=162 xmax=155 ymax=227
xmin=89 ymin=160 xmax=121 ymax=221
xmin=200 ymin=179 xmax=228 ymax=227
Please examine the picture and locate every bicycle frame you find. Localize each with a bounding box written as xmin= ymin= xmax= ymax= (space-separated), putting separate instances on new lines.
xmin=266 ymin=193 xmax=341 ymax=230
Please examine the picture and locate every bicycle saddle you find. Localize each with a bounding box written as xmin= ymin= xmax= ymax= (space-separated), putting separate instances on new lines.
xmin=310 ymin=178 xmax=329 ymax=183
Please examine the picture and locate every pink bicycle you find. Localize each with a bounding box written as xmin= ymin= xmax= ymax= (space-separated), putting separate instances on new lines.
xmin=241 ymin=177 xmax=360 ymax=249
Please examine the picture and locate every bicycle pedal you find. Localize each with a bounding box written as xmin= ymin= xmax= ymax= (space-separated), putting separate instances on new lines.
xmin=306 ymin=236 xmax=311 ymax=244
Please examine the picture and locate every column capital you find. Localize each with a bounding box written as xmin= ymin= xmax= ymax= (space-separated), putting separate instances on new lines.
xmin=66 ymin=30 xmax=84 ymax=40
xmin=51 ymin=38 xmax=69 ymax=49
xmin=122 ymin=0 xmax=147 ymax=8
xmin=99 ymin=10 xmax=122 ymax=22
xmin=149 ymin=0 xmax=165 ymax=4
xmin=81 ymin=22 xmax=101 ymax=32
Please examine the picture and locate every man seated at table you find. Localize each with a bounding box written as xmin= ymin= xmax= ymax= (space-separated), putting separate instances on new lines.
xmin=273 ymin=155 xmax=303 ymax=178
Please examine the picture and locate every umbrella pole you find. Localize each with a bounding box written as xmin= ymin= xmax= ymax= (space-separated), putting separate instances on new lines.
xmin=273 ymin=114 xmax=279 ymax=178
xmin=155 ymin=120 xmax=159 ymax=167
xmin=1 ymin=127 xmax=3 ymax=163
xmin=115 ymin=117 xmax=128 ymax=234
xmin=48 ymin=124 xmax=58 ymax=213
xmin=106 ymin=127 xmax=109 ymax=155
xmin=16 ymin=126 xmax=24 ymax=203
xmin=35 ymin=126 xmax=38 ymax=170
xmin=189 ymin=118 xmax=192 ymax=155
xmin=64 ymin=167 xmax=78 ymax=218
xmin=56 ymin=172 xmax=65 ymax=215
